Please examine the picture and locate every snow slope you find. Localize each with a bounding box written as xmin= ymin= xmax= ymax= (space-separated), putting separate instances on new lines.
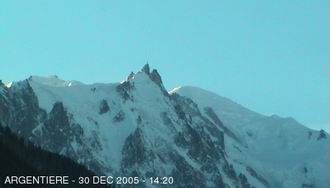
xmin=19 ymin=68 xmax=245 ymax=187
xmin=172 ymin=86 xmax=329 ymax=188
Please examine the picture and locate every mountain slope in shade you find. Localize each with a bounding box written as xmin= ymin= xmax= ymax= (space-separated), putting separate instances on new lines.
xmin=0 ymin=125 xmax=110 ymax=188
xmin=0 ymin=65 xmax=328 ymax=188
xmin=171 ymin=86 xmax=329 ymax=188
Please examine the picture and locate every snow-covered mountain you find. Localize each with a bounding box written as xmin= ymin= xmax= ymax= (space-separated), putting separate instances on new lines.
xmin=171 ymin=86 xmax=329 ymax=188
xmin=0 ymin=64 xmax=328 ymax=188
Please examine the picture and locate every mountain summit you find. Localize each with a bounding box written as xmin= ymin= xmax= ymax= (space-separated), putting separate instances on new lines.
xmin=0 ymin=65 xmax=328 ymax=188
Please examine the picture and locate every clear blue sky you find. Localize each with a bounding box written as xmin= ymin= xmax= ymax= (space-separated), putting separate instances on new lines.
xmin=0 ymin=1 xmax=328 ymax=131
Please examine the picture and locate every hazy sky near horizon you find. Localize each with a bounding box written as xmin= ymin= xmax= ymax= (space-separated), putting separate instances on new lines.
xmin=1 ymin=1 xmax=328 ymax=130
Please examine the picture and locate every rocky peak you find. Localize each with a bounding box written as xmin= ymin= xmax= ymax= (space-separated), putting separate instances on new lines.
xmin=127 ymin=72 xmax=135 ymax=80
xmin=11 ymin=79 xmax=30 ymax=90
xmin=138 ymin=64 xmax=165 ymax=90
xmin=141 ymin=63 xmax=150 ymax=74
xmin=150 ymin=69 xmax=163 ymax=87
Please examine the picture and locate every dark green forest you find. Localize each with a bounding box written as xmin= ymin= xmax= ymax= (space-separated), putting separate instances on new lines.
xmin=0 ymin=125 xmax=112 ymax=188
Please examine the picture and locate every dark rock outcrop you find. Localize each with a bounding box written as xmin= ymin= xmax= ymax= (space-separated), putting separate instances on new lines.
xmin=204 ymin=107 xmax=242 ymax=145
xmin=121 ymin=128 xmax=154 ymax=167
xmin=127 ymin=72 xmax=135 ymax=80
xmin=113 ymin=111 xmax=125 ymax=123
xmin=317 ymin=129 xmax=327 ymax=140
xmin=239 ymin=173 xmax=251 ymax=188
xmin=150 ymin=69 xmax=163 ymax=87
xmin=116 ymin=81 xmax=134 ymax=101
xmin=141 ymin=63 xmax=150 ymax=74
xmin=8 ymin=80 xmax=46 ymax=138
xmin=246 ymin=166 xmax=268 ymax=187
xmin=40 ymin=102 xmax=78 ymax=153
xmin=99 ymin=99 xmax=110 ymax=114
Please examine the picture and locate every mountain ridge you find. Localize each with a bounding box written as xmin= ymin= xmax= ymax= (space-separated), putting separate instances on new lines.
xmin=0 ymin=65 xmax=328 ymax=188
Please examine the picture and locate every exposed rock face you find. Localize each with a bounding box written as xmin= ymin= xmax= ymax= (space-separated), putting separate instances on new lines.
xmin=204 ymin=106 xmax=241 ymax=145
xmin=113 ymin=110 xmax=125 ymax=123
xmin=0 ymin=85 xmax=10 ymax=127
xmin=127 ymin=72 xmax=135 ymax=80
xmin=246 ymin=166 xmax=269 ymax=187
xmin=238 ymin=174 xmax=251 ymax=188
xmin=9 ymin=80 xmax=46 ymax=138
xmin=116 ymin=81 xmax=134 ymax=101
xmin=150 ymin=69 xmax=163 ymax=87
xmin=317 ymin=129 xmax=327 ymax=140
xmin=140 ymin=64 xmax=167 ymax=95
xmin=0 ymin=80 xmax=108 ymax=175
xmin=169 ymin=151 xmax=206 ymax=188
xmin=141 ymin=63 xmax=150 ymax=74
xmin=121 ymin=127 xmax=155 ymax=171
xmin=40 ymin=102 xmax=78 ymax=153
xmin=99 ymin=99 xmax=110 ymax=114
